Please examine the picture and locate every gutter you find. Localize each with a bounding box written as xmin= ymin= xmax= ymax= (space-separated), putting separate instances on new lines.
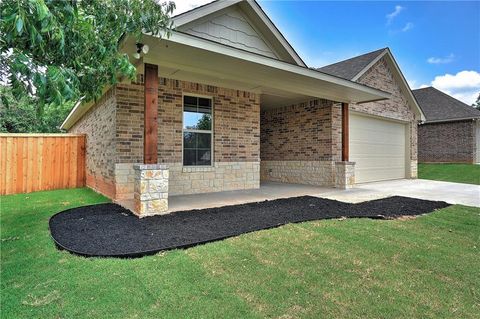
xmin=420 ymin=117 xmax=480 ymax=124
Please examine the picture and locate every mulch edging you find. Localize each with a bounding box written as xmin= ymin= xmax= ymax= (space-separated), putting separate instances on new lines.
xmin=49 ymin=196 xmax=450 ymax=258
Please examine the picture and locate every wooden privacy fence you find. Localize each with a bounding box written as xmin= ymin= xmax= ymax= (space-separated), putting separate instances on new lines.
xmin=0 ymin=134 xmax=86 ymax=195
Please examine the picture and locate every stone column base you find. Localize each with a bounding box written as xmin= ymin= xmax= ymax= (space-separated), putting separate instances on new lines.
xmin=335 ymin=161 xmax=355 ymax=189
xmin=133 ymin=164 xmax=169 ymax=217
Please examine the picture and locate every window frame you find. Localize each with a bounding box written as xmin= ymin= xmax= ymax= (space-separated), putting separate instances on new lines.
xmin=181 ymin=93 xmax=214 ymax=167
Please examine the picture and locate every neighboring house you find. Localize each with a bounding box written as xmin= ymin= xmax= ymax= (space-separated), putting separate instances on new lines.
xmin=413 ymin=87 xmax=480 ymax=163
xmin=60 ymin=0 xmax=424 ymax=216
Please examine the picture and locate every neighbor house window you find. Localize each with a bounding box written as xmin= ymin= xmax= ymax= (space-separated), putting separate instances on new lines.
xmin=183 ymin=95 xmax=213 ymax=166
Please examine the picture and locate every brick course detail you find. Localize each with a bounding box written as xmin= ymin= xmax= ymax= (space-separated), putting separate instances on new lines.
xmin=418 ymin=120 xmax=477 ymax=163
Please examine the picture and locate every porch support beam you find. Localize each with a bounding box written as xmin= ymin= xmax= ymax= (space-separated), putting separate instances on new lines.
xmin=341 ymin=102 xmax=349 ymax=162
xmin=143 ymin=63 xmax=158 ymax=164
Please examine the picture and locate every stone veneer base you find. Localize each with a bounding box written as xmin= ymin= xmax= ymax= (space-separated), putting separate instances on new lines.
xmin=133 ymin=164 xmax=169 ymax=217
xmin=260 ymin=161 xmax=335 ymax=186
xmin=335 ymin=161 xmax=355 ymax=189
xmin=116 ymin=162 xmax=260 ymax=200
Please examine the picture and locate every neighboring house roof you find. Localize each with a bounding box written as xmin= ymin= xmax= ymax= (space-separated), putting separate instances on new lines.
xmin=412 ymin=86 xmax=480 ymax=123
xmin=317 ymin=48 xmax=386 ymax=80
xmin=172 ymin=0 xmax=306 ymax=67
xmin=317 ymin=48 xmax=426 ymax=121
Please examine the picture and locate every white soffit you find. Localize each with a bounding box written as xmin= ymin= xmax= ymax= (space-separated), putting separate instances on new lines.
xmin=136 ymin=32 xmax=390 ymax=104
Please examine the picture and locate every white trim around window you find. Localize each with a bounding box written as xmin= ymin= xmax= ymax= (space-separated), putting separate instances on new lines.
xmin=181 ymin=93 xmax=214 ymax=167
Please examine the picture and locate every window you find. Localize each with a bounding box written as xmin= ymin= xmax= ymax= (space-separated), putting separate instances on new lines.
xmin=183 ymin=95 xmax=213 ymax=166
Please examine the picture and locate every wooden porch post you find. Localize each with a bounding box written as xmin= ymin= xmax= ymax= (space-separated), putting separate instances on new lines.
xmin=143 ymin=63 xmax=158 ymax=164
xmin=341 ymin=102 xmax=349 ymax=162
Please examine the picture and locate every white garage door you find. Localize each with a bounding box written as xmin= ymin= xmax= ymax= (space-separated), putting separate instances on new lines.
xmin=350 ymin=113 xmax=407 ymax=183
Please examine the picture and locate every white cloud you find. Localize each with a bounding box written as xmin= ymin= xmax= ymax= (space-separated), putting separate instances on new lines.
xmin=172 ymin=0 xmax=214 ymax=16
xmin=420 ymin=70 xmax=480 ymax=105
xmin=386 ymin=5 xmax=404 ymax=25
xmin=427 ymin=54 xmax=455 ymax=64
xmin=401 ymin=22 xmax=414 ymax=32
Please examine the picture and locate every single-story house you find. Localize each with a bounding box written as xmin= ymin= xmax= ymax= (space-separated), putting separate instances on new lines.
xmin=61 ymin=0 xmax=424 ymax=216
xmin=413 ymin=87 xmax=480 ymax=163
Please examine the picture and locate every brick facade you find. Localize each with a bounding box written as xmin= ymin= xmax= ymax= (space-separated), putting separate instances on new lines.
xmin=71 ymin=56 xmax=419 ymax=200
xmin=418 ymin=120 xmax=477 ymax=163
xmin=260 ymin=99 xmax=341 ymax=186
xmin=70 ymin=89 xmax=117 ymax=197
xmin=72 ymin=77 xmax=261 ymax=199
xmin=259 ymin=56 xmax=419 ymax=185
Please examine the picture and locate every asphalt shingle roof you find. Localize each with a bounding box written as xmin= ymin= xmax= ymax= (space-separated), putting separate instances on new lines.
xmin=317 ymin=48 xmax=387 ymax=80
xmin=412 ymin=87 xmax=480 ymax=122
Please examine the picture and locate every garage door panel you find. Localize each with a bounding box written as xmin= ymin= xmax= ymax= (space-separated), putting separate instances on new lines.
xmin=350 ymin=113 xmax=406 ymax=183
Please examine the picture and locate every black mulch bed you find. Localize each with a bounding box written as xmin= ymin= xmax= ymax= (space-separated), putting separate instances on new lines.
xmin=49 ymin=196 xmax=449 ymax=258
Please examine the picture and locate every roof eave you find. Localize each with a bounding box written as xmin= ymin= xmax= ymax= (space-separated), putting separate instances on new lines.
xmin=421 ymin=116 xmax=480 ymax=124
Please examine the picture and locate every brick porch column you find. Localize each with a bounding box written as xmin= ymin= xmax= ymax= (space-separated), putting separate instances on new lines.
xmin=133 ymin=164 xmax=169 ymax=217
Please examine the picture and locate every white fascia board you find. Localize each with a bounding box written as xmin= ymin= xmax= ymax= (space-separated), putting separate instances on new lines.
xmin=156 ymin=31 xmax=391 ymax=100
xmin=245 ymin=0 xmax=306 ymax=67
xmin=172 ymin=0 xmax=243 ymax=27
xmin=351 ymin=50 xmax=387 ymax=82
xmin=421 ymin=117 xmax=479 ymax=124
xmin=60 ymin=98 xmax=84 ymax=130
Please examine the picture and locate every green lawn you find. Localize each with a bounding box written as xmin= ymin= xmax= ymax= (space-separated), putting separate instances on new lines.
xmin=418 ymin=163 xmax=480 ymax=185
xmin=1 ymin=188 xmax=479 ymax=319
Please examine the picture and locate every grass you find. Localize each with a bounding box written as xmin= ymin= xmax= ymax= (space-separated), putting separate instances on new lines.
xmin=418 ymin=163 xmax=480 ymax=185
xmin=1 ymin=188 xmax=479 ymax=319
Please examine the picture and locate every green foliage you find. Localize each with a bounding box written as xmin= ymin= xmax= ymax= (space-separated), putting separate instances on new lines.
xmin=0 ymin=86 xmax=72 ymax=132
xmin=0 ymin=0 xmax=175 ymax=113
xmin=473 ymin=93 xmax=480 ymax=110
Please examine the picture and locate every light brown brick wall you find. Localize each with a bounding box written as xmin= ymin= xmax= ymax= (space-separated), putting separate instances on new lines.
xmin=418 ymin=120 xmax=477 ymax=163
xmin=113 ymin=77 xmax=261 ymax=197
xmin=69 ymin=88 xmax=117 ymax=198
xmin=355 ymin=57 xmax=418 ymax=169
xmin=260 ymin=99 xmax=339 ymax=161
xmin=260 ymin=99 xmax=341 ymax=186
xmin=115 ymin=78 xmax=260 ymax=163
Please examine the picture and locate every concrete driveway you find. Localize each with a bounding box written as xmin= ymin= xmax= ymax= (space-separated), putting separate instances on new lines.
xmin=160 ymin=179 xmax=479 ymax=213
xmin=322 ymin=179 xmax=480 ymax=207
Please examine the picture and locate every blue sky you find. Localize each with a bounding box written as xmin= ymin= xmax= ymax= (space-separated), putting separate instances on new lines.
xmin=176 ymin=1 xmax=480 ymax=104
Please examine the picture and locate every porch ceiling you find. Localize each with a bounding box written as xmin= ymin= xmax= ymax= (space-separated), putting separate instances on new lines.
xmin=121 ymin=32 xmax=390 ymax=107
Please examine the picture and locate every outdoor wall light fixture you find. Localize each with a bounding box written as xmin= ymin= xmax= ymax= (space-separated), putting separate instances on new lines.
xmin=133 ymin=43 xmax=149 ymax=59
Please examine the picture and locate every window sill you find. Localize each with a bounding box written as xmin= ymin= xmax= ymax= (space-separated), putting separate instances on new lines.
xmin=182 ymin=166 xmax=215 ymax=173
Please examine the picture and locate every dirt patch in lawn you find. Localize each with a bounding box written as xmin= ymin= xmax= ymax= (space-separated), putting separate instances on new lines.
xmin=49 ymin=196 xmax=449 ymax=258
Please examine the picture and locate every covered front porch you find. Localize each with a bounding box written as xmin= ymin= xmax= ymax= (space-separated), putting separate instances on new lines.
xmin=115 ymin=32 xmax=390 ymax=217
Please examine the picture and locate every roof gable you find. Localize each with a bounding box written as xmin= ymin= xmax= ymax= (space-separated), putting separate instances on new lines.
xmin=318 ymin=48 xmax=425 ymax=121
xmin=173 ymin=0 xmax=305 ymax=66
xmin=317 ymin=48 xmax=387 ymax=80
xmin=413 ymin=87 xmax=480 ymax=122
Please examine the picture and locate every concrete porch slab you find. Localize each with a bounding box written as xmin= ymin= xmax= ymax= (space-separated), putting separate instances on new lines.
xmin=168 ymin=182 xmax=336 ymax=212
xmin=117 ymin=179 xmax=480 ymax=214
xmin=116 ymin=182 xmax=337 ymax=213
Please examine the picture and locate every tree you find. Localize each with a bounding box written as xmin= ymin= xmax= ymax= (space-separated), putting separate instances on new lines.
xmin=473 ymin=93 xmax=480 ymax=111
xmin=0 ymin=0 xmax=175 ymax=114
xmin=0 ymin=85 xmax=73 ymax=132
